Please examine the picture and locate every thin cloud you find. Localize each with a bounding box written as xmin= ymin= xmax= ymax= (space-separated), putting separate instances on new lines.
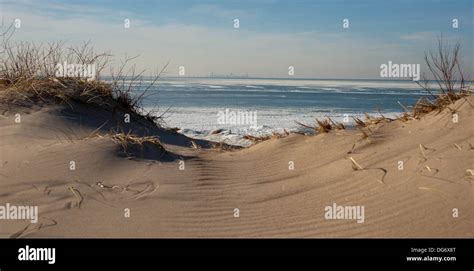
xmin=400 ymin=31 xmax=438 ymax=41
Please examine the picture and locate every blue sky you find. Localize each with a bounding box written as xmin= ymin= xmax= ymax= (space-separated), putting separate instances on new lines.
xmin=1 ymin=0 xmax=472 ymax=78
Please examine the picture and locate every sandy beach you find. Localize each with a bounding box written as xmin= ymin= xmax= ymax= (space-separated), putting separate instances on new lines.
xmin=0 ymin=89 xmax=472 ymax=238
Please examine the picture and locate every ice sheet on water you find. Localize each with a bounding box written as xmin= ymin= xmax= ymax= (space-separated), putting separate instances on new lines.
xmin=154 ymin=106 xmax=401 ymax=147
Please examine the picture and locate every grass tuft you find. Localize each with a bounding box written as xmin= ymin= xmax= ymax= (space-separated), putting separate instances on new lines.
xmin=295 ymin=117 xmax=345 ymax=134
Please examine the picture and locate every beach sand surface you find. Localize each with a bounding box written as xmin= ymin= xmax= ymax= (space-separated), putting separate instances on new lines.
xmin=0 ymin=97 xmax=473 ymax=238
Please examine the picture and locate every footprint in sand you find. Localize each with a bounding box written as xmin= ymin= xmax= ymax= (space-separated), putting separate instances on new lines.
xmin=10 ymin=217 xmax=58 ymax=239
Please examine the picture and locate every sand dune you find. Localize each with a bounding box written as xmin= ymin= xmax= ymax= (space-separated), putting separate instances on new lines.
xmin=0 ymin=97 xmax=473 ymax=238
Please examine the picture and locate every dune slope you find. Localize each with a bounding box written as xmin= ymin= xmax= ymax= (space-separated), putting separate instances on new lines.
xmin=0 ymin=97 xmax=473 ymax=238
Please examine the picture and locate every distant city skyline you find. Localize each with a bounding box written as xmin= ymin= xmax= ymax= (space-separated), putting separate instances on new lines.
xmin=1 ymin=0 xmax=472 ymax=79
